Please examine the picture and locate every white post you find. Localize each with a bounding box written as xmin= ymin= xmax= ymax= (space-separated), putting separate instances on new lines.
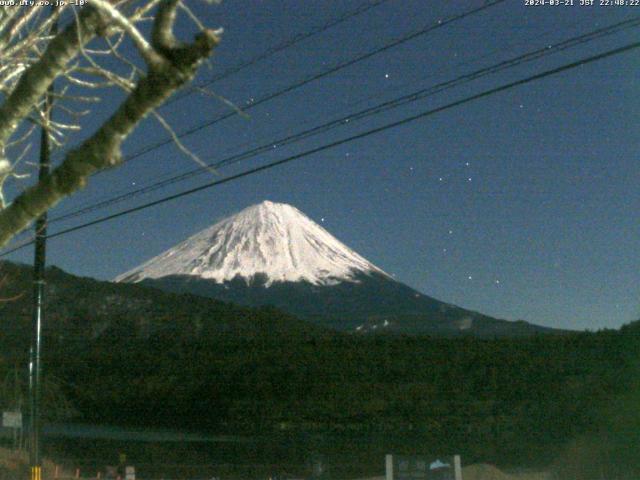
xmin=385 ymin=454 xmax=393 ymax=480
xmin=454 ymin=455 xmax=462 ymax=480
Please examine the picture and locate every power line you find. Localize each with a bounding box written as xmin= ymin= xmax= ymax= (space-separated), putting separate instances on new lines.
xmin=2 ymin=38 xmax=638 ymax=258
xmin=166 ymin=0 xmax=392 ymax=107
xmin=58 ymin=15 xmax=566 ymax=214
xmin=46 ymin=0 xmax=391 ymax=169
xmin=43 ymin=0 xmax=509 ymax=223
xmin=60 ymin=18 xmax=554 ymax=211
xmin=48 ymin=16 xmax=640 ymax=224
xmin=33 ymin=0 xmax=509 ymax=236
xmin=98 ymin=0 xmax=507 ymax=170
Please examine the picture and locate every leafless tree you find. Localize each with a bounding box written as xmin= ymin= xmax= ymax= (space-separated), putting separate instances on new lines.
xmin=0 ymin=0 xmax=222 ymax=248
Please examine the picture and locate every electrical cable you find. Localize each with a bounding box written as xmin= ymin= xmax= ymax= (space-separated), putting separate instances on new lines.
xmin=98 ymin=0 xmax=507 ymax=171
xmin=165 ymin=0 xmax=392 ymax=107
xmin=48 ymin=16 xmax=640 ymax=225
xmin=2 ymin=38 xmax=637 ymax=257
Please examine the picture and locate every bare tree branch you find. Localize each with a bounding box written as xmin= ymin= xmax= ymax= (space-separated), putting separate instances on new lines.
xmin=0 ymin=6 xmax=105 ymax=149
xmin=90 ymin=0 xmax=164 ymax=67
xmin=0 ymin=2 xmax=222 ymax=247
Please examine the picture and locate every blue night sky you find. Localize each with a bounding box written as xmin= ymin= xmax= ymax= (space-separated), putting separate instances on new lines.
xmin=3 ymin=0 xmax=639 ymax=331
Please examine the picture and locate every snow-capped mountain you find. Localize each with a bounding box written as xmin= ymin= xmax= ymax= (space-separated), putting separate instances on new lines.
xmin=116 ymin=200 xmax=388 ymax=286
xmin=117 ymin=201 xmax=559 ymax=337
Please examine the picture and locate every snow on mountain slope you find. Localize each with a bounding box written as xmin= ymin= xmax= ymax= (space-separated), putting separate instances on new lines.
xmin=115 ymin=201 xmax=389 ymax=286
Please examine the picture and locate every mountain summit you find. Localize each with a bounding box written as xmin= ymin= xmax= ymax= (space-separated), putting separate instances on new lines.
xmin=117 ymin=201 xmax=560 ymax=337
xmin=116 ymin=200 xmax=388 ymax=287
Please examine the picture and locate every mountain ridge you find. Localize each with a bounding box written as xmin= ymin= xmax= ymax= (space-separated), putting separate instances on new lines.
xmin=116 ymin=201 xmax=562 ymax=337
xmin=140 ymin=271 xmax=562 ymax=336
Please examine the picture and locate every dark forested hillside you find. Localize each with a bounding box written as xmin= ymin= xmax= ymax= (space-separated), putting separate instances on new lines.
xmin=140 ymin=271 xmax=560 ymax=337
xmin=0 ymin=261 xmax=637 ymax=471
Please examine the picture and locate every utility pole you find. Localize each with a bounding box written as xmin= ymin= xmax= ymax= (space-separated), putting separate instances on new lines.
xmin=29 ymin=11 xmax=56 ymax=480
xmin=29 ymin=100 xmax=50 ymax=480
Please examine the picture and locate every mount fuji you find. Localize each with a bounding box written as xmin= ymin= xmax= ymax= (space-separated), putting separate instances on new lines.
xmin=116 ymin=200 xmax=388 ymax=287
xmin=116 ymin=201 xmax=557 ymax=337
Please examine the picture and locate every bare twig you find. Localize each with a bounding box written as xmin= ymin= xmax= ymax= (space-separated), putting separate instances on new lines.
xmin=0 ymin=0 xmax=222 ymax=245
xmin=151 ymin=109 xmax=218 ymax=175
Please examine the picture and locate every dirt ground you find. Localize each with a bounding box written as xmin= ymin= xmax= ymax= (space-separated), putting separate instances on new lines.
xmin=0 ymin=447 xmax=67 ymax=480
